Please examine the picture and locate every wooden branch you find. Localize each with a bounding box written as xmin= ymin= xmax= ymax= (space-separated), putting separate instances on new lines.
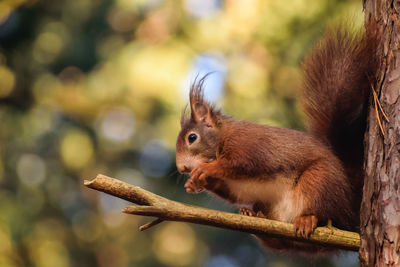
xmin=84 ymin=174 xmax=360 ymax=251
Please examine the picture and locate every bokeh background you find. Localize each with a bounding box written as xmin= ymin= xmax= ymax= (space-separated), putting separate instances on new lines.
xmin=0 ymin=0 xmax=364 ymax=266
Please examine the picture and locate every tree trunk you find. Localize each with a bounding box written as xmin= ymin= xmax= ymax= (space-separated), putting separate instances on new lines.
xmin=360 ymin=1 xmax=400 ymax=266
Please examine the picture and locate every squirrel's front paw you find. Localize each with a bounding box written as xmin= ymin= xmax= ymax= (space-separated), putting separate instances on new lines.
xmin=186 ymin=163 xmax=211 ymax=193
xmin=293 ymin=215 xmax=318 ymax=238
xmin=239 ymin=208 xmax=257 ymax=216
xmin=239 ymin=208 xmax=266 ymax=218
xmin=184 ymin=178 xmax=204 ymax=193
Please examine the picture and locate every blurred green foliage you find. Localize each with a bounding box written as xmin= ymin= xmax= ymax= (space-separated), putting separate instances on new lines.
xmin=0 ymin=0 xmax=363 ymax=266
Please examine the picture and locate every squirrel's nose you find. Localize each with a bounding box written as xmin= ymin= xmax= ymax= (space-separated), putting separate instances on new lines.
xmin=177 ymin=165 xmax=191 ymax=174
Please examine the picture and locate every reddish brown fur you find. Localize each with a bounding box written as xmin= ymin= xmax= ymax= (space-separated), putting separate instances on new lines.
xmin=301 ymin=23 xmax=378 ymax=218
xmin=175 ymin=25 xmax=378 ymax=253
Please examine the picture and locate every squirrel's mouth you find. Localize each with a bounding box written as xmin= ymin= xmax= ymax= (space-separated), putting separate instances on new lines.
xmin=176 ymin=155 xmax=205 ymax=174
xmin=178 ymin=166 xmax=192 ymax=174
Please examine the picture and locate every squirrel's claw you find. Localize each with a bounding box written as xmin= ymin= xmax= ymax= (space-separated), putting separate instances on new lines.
xmin=239 ymin=207 xmax=257 ymax=216
xmin=293 ymin=215 xmax=318 ymax=238
xmin=239 ymin=208 xmax=267 ymax=218
xmin=184 ymin=178 xmax=204 ymax=193
xmin=186 ymin=163 xmax=211 ymax=193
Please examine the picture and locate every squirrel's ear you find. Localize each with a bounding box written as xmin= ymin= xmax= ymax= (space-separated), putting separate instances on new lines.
xmin=189 ymin=74 xmax=216 ymax=126
xmin=191 ymin=102 xmax=215 ymax=126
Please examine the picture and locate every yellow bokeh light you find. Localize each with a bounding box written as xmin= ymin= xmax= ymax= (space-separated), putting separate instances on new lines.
xmin=0 ymin=65 xmax=15 ymax=98
xmin=126 ymin=43 xmax=190 ymax=103
xmin=36 ymin=31 xmax=63 ymax=53
xmin=33 ymin=31 xmax=64 ymax=64
xmin=62 ymin=0 xmax=93 ymax=26
xmin=25 ymin=220 xmax=70 ymax=267
xmin=0 ymin=258 xmax=17 ymax=267
xmin=0 ymin=3 xmax=12 ymax=25
xmin=60 ymin=129 xmax=94 ymax=170
xmin=0 ymin=218 xmax=20 ymax=267
xmin=273 ymin=66 xmax=302 ymax=97
xmin=153 ymin=222 xmax=196 ymax=266
xmin=229 ymin=56 xmax=267 ymax=99
xmin=0 ymin=225 xmax=12 ymax=256
xmin=31 ymin=240 xmax=70 ymax=267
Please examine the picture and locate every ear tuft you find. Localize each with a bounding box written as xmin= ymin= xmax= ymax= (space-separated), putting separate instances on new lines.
xmin=189 ymin=74 xmax=216 ymax=126
xmin=180 ymin=105 xmax=189 ymax=128
xmin=189 ymin=74 xmax=208 ymax=108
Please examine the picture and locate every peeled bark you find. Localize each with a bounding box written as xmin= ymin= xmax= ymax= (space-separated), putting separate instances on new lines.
xmin=360 ymin=1 xmax=400 ymax=266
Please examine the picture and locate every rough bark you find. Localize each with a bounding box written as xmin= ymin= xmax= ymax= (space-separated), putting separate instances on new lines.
xmin=85 ymin=174 xmax=361 ymax=251
xmin=360 ymin=1 xmax=400 ymax=266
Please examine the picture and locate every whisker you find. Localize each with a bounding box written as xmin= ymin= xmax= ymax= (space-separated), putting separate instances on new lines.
xmin=176 ymin=173 xmax=189 ymax=185
xmin=168 ymin=169 xmax=179 ymax=178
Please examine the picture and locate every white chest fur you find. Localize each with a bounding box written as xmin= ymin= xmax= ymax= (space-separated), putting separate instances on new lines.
xmin=272 ymin=190 xmax=305 ymax=223
xmin=225 ymin=175 xmax=305 ymax=223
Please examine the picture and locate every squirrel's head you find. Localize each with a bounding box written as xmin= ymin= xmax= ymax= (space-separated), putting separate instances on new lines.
xmin=176 ymin=76 xmax=222 ymax=174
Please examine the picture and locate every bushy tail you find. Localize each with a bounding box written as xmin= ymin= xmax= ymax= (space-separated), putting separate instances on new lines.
xmin=301 ymin=23 xmax=378 ymax=192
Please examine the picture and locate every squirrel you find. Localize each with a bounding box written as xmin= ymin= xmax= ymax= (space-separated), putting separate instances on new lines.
xmin=175 ymin=24 xmax=377 ymax=252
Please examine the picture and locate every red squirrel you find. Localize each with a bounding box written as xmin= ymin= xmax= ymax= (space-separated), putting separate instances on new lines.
xmin=175 ymin=25 xmax=377 ymax=252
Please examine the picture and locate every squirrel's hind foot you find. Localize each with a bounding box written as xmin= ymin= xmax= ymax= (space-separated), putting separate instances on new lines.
xmin=293 ymin=215 xmax=318 ymax=238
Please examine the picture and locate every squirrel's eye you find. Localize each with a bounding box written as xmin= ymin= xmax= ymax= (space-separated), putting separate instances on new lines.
xmin=188 ymin=133 xmax=197 ymax=144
